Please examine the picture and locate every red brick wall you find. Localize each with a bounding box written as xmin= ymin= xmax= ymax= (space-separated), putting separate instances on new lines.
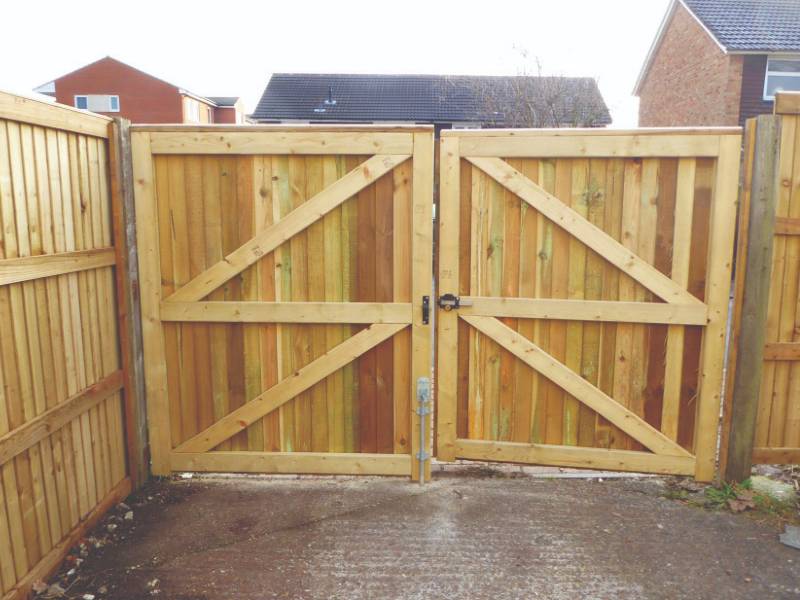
xmin=739 ymin=55 xmax=774 ymax=125
xmin=213 ymin=106 xmax=237 ymax=124
xmin=54 ymin=57 xmax=184 ymax=123
xmin=638 ymin=4 xmax=743 ymax=126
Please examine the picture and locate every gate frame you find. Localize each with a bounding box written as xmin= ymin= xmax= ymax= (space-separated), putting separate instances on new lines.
xmin=436 ymin=127 xmax=741 ymax=482
xmin=131 ymin=125 xmax=433 ymax=481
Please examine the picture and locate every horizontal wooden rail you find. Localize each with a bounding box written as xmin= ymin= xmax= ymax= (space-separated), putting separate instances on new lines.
xmin=458 ymin=134 xmax=723 ymax=158
xmin=0 ymin=370 xmax=123 ymax=465
xmin=458 ymin=298 xmax=707 ymax=325
xmin=0 ymin=89 xmax=111 ymax=138
xmin=774 ymin=217 xmax=800 ymax=235
xmin=0 ymin=248 xmax=116 ymax=285
xmin=170 ymin=452 xmax=411 ymax=476
xmin=148 ymin=131 xmax=414 ymax=155
xmin=752 ymin=447 xmax=800 ymax=464
xmin=454 ymin=439 xmax=695 ymax=475
xmin=160 ymin=301 xmax=413 ymax=324
xmin=763 ymin=342 xmax=800 ymax=361
xmin=775 ymin=92 xmax=800 ymax=115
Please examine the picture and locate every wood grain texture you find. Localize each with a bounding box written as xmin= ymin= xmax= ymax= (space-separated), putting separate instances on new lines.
xmin=0 ymin=96 xmax=127 ymax=597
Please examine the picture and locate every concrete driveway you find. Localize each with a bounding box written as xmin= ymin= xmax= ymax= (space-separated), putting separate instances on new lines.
xmin=51 ymin=472 xmax=800 ymax=600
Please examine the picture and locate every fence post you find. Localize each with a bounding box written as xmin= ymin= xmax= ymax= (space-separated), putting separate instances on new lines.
xmin=108 ymin=117 xmax=149 ymax=488
xmin=723 ymin=115 xmax=781 ymax=482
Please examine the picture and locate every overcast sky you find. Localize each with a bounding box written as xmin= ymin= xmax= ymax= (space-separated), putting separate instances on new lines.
xmin=1 ymin=0 xmax=671 ymax=127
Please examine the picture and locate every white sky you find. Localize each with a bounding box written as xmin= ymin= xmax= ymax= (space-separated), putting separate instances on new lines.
xmin=1 ymin=0 xmax=671 ymax=127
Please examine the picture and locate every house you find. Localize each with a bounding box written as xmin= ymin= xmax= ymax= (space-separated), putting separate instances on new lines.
xmin=635 ymin=0 xmax=800 ymax=127
xmin=34 ymin=56 xmax=245 ymax=124
xmin=251 ymin=73 xmax=611 ymax=132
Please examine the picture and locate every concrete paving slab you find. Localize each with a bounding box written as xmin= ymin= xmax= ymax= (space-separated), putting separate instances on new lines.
xmin=61 ymin=474 xmax=800 ymax=600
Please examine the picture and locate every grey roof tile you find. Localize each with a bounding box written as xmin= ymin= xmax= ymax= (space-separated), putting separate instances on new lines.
xmin=251 ymin=74 xmax=612 ymax=126
xmin=683 ymin=0 xmax=800 ymax=52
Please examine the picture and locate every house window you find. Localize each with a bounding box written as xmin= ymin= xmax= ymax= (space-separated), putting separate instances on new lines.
xmin=74 ymin=94 xmax=119 ymax=112
xmin=185 ymin=99 xmax=200 ymax=123
xmin=764 ymin=57 xmax=800 ymax=100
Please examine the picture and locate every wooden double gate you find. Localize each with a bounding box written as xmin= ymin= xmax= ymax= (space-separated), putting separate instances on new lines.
xmin=133 ymin=125 xmax=740 ymax=482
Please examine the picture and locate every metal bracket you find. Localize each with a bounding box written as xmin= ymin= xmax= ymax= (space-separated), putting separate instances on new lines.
xmin=422 ymin=295 xmax=430 ymax=325
xmin=416 ymin=377 xmax=432 ymax=485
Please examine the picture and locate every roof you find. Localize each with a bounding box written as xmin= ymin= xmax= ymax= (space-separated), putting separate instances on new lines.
xmin=683 ymin=0 xmax=800 ymax=52
xmin=252 ymin=74 xmax=612 ymax=127
xmin=635 ymin=0 xmax=800 ymax=94
xmin=206 ymin=96 xmax=240 ymax=107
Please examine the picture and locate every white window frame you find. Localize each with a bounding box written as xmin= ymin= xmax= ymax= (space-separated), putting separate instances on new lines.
xmin=763 ymin=56 xmax=800 ymax=101
xmin=74 ymin=95 xmax=89 ymax=110
xmin=108 ymin=95 xmax=120 ymax=112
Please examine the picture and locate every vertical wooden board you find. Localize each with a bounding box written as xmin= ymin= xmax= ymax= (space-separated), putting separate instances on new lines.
xmin=695 ymin=136 xmax=740 ymax=481
xmin=468 ymin=164 xmax=488 ymax=440
xmin=356 ymin=172 xmax=377 ymax=453
xmin=304 ymin=155 xmax=329 ymax=453
xmin=544 ymin=159 xmax=571 ymax=446
xmin=578 ymin=158 xmax=607 ymax=447
xmin=531 ymin=159 xmax=555 ymax=444
xmin=663 ymin=159 xmax=697 ymax=442
xmin=679 ymin=158 xmax=714 ymax=450
xmin=411 ymin=132 xmax=433 ymax=481
xmin=645 ymin=159 xmax=678 ymax=433
xmin=200 ymin=157 xmax=231 ymax=450
xmin=437 ymin=138 xmax=460 ymax=460
xmin=153 ymin=156 xmax=181 ymax=449
xmin=62 ymin=132 xmax=91 ymax=513
xmin=482 ymin=173 xmax=505 ymax=440
xmin=0 ymin=119 xmax=31 ymax=581
xmin=272 ymin=155 xmax=294 ymax=451
xmin=498 ymin=159 xmax=521 ymax=442
xmin=237 ymin=156 xmax=264 ymax=452
xmin=342 ymin=156 xmax=362 ymax=453
xmin=185 ymin=156 xmax=214 ymax=436
xmin=514 ymin=158 xmax=539 ymax=444
xmin=288 ymin=156 xmax=312 ymax=452
xmin=783 ymin=119 xmax=800 ymax=447
xmin=255 ymin=156 xmax=281 ymax=452
xmin=392 ymin=159 xmax=412 ymax=454
xmin=626 ymin=158 xmax=659 ymax=450
xmin=9 ymin=121 xmax=54 ymax=558
xmin=219 ymin=157 xmax=247 ymax=451
xmin=322 ymin=156 xmax=345 ymax=453
xmin=456 ymin=159 xmax=472 ymax=440
xmin=612 ymin=159 xmax=641 ymax=449
xmin=564 ymin=159 xmax=588 ymax=446
xmin=771 ymin=119 xmax=800 ymax=447
xmin=375 ymin=171 xmax=395 ymax=454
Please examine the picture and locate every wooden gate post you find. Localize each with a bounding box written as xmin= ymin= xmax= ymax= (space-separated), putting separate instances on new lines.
xmin=109 ymin=118 xmax=149 ymax=487
xmin=723 ymin=115 xmax=781 ymax=483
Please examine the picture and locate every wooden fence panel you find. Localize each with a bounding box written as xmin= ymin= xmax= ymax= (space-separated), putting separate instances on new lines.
xmin=0 ymin=91 xmax=131 ymax=600
xmin=726 ymin=94 xmax=800 ymax=468
xmin=437 ymin=128 xmax=741 ymax=481
xmin=132 ymin=126 xmax=433 ymax=480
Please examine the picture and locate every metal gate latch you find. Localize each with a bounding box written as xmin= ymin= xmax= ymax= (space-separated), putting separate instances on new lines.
xmin=438 ymin=293 xmax=472 ymax=311
xmin=438 ymin=293 xmax=461 ymax=311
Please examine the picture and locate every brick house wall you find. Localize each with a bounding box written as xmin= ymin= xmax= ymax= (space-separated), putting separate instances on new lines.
xmin=739 ymin=55 xmax=774 ymax=125
xmin=213 ymin=107 xmax=238 ymax=124
xmin=53 ymin=57 xmax=185 ymax=123
xmin=638 ymin=3 xmax=744 ymax=126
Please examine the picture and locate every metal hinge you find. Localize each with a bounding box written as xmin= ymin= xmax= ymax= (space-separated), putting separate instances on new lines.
xmin=422 ymin=295 xmax=430 ymax=324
